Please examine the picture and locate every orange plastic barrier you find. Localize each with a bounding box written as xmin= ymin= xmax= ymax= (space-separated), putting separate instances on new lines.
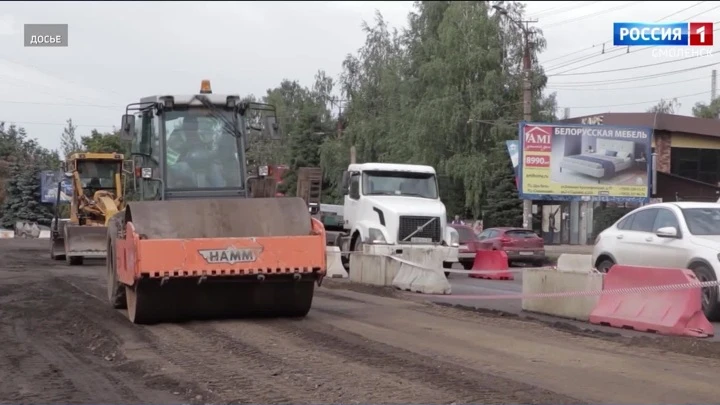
xmin=589 ymin=265 xmax=714 ymax=338
xmin=469 ymin=250 xmax=513 ymax=280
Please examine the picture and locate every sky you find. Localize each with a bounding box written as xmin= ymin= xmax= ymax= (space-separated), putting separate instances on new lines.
xmin=0 ymin=1 xmax=718 ymax=152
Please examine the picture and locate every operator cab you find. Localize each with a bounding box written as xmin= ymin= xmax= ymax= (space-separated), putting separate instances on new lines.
xmin=119 ymin=80 xmax=281 ymax=201
xmin=65 ymin=153 xmax=124 ymax=198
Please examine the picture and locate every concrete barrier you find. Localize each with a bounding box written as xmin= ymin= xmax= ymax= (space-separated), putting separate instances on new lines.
xmin=522 ymin=268 xmax=604 ymax=321
xmin=326 ymin=246 xmax=349 ymax=278
xmin=556 ymin=253 xmax=595 ymax=273
xmin=38 ymin=230 xmax=51 ymax=239
xmin=348 ymin=245 xmax=450 ymax=293
xmin=0 ymin=230 xmax=15 ymax=239
xmin=390 ymin=256 xmax=451 ymax=295
xmin=349 ymin=252 xmax=399 ymax=286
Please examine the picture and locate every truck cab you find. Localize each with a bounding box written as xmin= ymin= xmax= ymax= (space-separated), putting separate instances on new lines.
xmin=339 ymin=162 xmax=459 ymax=266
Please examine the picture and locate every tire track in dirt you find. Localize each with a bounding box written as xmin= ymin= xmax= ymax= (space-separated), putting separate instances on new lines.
xmin=265 ymin=308 xmax=582 ymax=405
xmin=0 ymin=268 xmax=198 ymax=404
xmin=190 ymin=321 xmax=451 ymax=404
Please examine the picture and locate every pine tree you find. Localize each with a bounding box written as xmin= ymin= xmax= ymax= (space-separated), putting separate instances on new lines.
xmin=482 ymin=161 xmax=523 ymax=229
xmin=60 ymin=118 xmax=82 ymax=158
xmin=1 ymin=162 xmax=53 ymax=227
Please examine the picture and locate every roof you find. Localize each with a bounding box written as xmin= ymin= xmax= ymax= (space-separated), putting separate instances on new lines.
xmin=487 ymin=227 xmax=535 ymax=231
xmin=140 ymin=93 xmax=240 ymax=106
xmin=348 ymin=162 xmax=436 ymax=174
xmin=669 ymin=201 xmax=720 ymax=209
xmin=559 ymin=113 xmax=720 ymax=138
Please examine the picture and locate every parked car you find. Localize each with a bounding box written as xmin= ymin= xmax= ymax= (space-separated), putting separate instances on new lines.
xmin=449 ymin=224 xmax=479 ymax=270
xmin=592 ymin=201 xmax=720 ymax=321
xmin=476 ymin=227 xmax=545 ymax=266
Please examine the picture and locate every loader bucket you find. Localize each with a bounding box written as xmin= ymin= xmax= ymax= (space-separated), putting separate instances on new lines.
xmin=64 ymin=225 xmax=108 ymax=259
xmin=110 ymin=197 xmax=327 ymax=324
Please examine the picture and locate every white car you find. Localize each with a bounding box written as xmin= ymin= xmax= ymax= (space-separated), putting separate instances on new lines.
xmin=592 ymin=202 xmax=720 ymax=321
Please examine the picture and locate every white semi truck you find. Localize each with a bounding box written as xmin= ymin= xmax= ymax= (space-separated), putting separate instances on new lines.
xmin=323 ymin=162 xmax=459 ymax=273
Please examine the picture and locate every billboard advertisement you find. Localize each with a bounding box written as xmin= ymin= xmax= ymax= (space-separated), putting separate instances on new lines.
xmin=40 ymin=170 xmax=72 ymax=204
xmin=518 ymin=122 xmax=652 ymax=203
xmin=505 ymin=140 xmax=519 ymax=188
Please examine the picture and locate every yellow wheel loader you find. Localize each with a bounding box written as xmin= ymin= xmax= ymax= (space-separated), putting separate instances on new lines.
xmin=50 ymin=152 xmax=127 ymax=265
xmin=107 ymin=80 xmax=327 ymax=324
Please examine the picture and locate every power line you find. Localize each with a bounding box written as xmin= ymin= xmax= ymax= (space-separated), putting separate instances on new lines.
xmin=531 ymin=2 xmax=580 ymax=18
xmin=549 ymin=52 xmax=718 ymax=77
xmin=560 ymin=90 xmax=711 ymax=110
xmin=534 ymin=1 xmax=601 ymax=19
xmin=0 ymin=120 xmax=115 ymax=128
xmin=0 ymin=56 xmax=132 ymax=102
xmin=547 ymin=7 xmax=720 ymax=73
xmin=0 ymin=100 xmax=120 ymax=108
xmin=547 ymin=14 xmax=720 ymax=75
xmin=548 ymin=75 xmax=706 ymax=91
xmin=543 ymin=1 xmax=645 ymax=29
xmin=542 ymin=2 xmax=711 ymax=69
xmin=550 ymin=63 xmax=717 ymax=86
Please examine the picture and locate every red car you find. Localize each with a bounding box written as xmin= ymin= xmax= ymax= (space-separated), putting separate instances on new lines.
xmin=449 ymin=224 xmax=480 ymax=270
xmin=476 ymin=227 xmax=545 ymax=266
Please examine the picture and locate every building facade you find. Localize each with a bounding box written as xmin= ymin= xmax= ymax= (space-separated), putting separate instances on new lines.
xmin=542 ymin=113 xmax=720 ymax=244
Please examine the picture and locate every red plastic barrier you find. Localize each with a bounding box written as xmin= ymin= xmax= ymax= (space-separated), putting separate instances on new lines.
xmin=469 ymin=250 xmax=513 ymax=280
xmin=589 ymin=265 xmax=714 ymax=338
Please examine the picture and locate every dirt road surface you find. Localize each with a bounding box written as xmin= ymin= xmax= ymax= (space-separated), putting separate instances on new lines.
xmin=1 ymin=239 xmax=720 ymax=404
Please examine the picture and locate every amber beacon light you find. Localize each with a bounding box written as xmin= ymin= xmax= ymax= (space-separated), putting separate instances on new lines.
xmin=200 ymin=80 xmax=212 ymax=94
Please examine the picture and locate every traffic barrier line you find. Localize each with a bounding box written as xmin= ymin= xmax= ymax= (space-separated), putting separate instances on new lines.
xmin=427 ymin=279 xmax=720 ymax=300
xmin=335 ymin=250 xmax=534 ymax=273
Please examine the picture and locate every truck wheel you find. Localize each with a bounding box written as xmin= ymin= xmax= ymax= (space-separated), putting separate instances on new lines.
xmin=691 ymin=264 xmax=720 ymax=322
xmin=353 ymin=236 xmax=363 ymax=253
xmin=49 ymin=238 xmax=65 ymax=261
xmin=443 ymin=261 xmax=452 ymax=278
xmin=67 ymin=256 xmax=84 ymax=266
xmin=107 ymin=215 xmax=127 ymax=309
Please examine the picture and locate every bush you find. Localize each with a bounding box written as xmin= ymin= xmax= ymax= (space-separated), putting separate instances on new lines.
xmin=592 ymin=205 xmax=632 ymax=240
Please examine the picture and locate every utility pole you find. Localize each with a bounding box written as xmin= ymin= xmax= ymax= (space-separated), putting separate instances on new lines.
xmin=712 ymin=70 xmax=718 ymax=119
xmin=493 ymin=5 xmax=537 ymax=230
xmin=520 ymin=19 xmax=538 ymax=230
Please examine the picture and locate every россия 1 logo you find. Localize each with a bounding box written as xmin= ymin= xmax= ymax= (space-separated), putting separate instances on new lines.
xmin=613 ymin=22 xmax=713 ymax=46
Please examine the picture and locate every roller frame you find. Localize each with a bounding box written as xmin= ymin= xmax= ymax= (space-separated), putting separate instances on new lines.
xmin=106 ymin=201 xmax=327 ymax=324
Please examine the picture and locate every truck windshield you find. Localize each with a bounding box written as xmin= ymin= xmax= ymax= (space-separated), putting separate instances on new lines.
xmin=362 ymin=170 xmax=438 ymax=199
xmin=76 ymin=160 xmax=118 ymax=189
xmin=164 ymin=108 xmax=242 ymax=189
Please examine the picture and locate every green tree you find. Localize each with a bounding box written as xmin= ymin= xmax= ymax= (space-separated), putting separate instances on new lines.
xmin=692 ymin=97 xmax=720 ymax=119
xmin=81 ymin=129 xmax=127 ymax=154
xmin=320 ymin=1 xmax=555 ymax=219
xmin=1 ymin=161 xmax=53 ymax=227
xmin=482 ymin=146 xmax=522 ymax=228
xmin=0 ymin=123 xmax=60 ymax=218
xmin=263 ymin=71 xmax=336 ymax=198
xmin=60 ymin=118 xmax=82 ymax=158
xmin=647 ymin=98 xmax=680 ymax=114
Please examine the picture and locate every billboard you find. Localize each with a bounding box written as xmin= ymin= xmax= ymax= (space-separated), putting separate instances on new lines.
xmin=505 ymin=140 xmax=519 ymax=188
xmin=40 ymin=170 xmax=72 ymax=204
xmin=518 ymin=122 xmax=652 ymax=203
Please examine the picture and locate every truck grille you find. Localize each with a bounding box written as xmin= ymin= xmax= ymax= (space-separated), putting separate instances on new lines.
xmin=398 ymin=216 xmax=442 ymax=243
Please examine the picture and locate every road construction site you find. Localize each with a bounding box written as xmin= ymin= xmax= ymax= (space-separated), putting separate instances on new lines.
xmin=3 ymin=238 xmax=720 ymax=405
xmin=439 ymin=266 xmax=720 ymax=342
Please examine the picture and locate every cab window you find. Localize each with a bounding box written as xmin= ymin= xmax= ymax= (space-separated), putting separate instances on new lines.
xmin=348 ymin=173 xmax=360 ymax=200
xmin=653 ymin=208 xmax=680 ymax=232
xmin=629 ymin=208 xmax=658 ymax=233
xmin=617 ymin=214 xmax=635 ymax=230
